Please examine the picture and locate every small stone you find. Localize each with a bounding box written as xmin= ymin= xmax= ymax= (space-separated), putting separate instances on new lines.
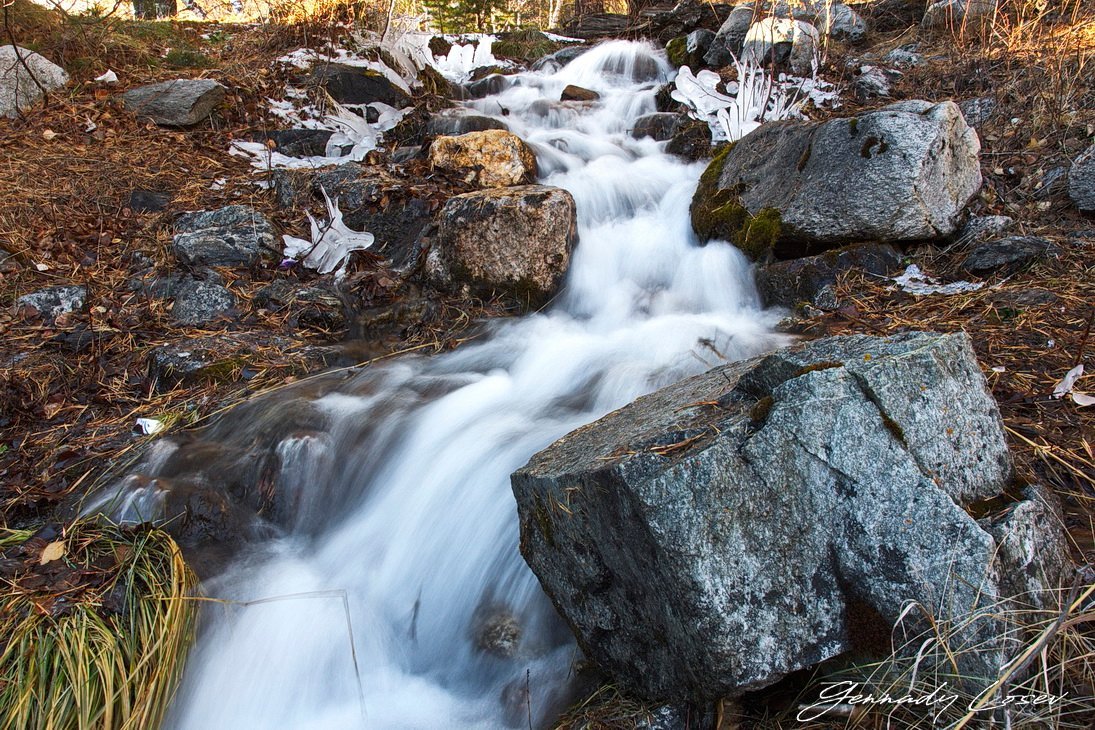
xmin=16 ymin=285 xmax=87 ymax=320
xmin=959 ymin=96 xmax=997 ymax=126
xmin=472 ymin=610 xmax=522 ymax=658
xmin=885 ymin=44 xmax=923 ymax=68
xmin=429 ymin=129 xmax=538 ymax=189
xmin=121 ymin=79 xmax=226 ymax=126
xmin=171 ymin=280 xmax=237 ymax=325
xmin=854 ymin=65 xmax=896 ymax=99
xmin=958 ymin=215 xmax=1014 ymax=242
xmin=1033 ymin=166 xmax=1069 ymax=201
xmin=253 ymin=128 xmax=334 ymax=157
xmin=961 ymin=236 xmax=1058 ymax=275
xmin=560 ymin=84 xmax=599 ymax=102
xmin=128 ymin=189 xmax=171 ymax=213
xmin=988 ymin=288 xmax=1060 ymax=308
xmin=631 ymin=112 xmax=685 ymax=142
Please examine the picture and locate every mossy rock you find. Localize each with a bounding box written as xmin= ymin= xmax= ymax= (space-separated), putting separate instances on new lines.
xmin=665 ymin=36 xmax=689 ymax=68
xmin=493 ymin=29 xmax=561 ymax=62
xmin=690 ymin=144 xmax=783 ymax=261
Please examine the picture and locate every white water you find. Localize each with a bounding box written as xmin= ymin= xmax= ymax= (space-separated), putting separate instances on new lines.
xmin=134 ymin=40 xmax=785 ymax=729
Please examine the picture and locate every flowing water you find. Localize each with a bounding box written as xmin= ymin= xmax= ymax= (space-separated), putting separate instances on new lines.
xmin=100 ymin=40 xmax=785 ymax=729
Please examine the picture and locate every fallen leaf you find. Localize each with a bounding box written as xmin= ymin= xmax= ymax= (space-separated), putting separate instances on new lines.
xmin=42 ymin=129 xmax=57 ymax=141
xmin=39 ymin=541 xmax=65 ymax=565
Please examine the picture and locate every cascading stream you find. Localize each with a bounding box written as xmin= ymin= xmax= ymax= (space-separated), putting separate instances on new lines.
xmin=107 ymin=40 xmax=786 ymax=729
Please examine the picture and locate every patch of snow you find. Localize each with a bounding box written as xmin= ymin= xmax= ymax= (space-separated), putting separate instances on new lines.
xmin=889 ymin=264 xmax=984 ymax=296
xmin=95 ymin=69 xmax=118 ymax=83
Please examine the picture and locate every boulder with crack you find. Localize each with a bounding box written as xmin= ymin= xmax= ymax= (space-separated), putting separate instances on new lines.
xmin=512 ymin=332 xmax=1064 ymax=701
xmin=690 ymin=100 xmax=982 ymax=260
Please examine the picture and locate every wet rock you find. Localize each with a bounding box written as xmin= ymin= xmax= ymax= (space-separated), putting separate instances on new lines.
xmin=1 ymin=45 xmax=68 ymax=118
xmin=173 ymin=205 xmax=276 ymax=269
xmin=428 ymin=36 xmax=452 ymax=58
xmin=346 ymin=294 xmax=432 ymax=340
xmin=171 ymin=280 xmax=237 ymax=326
xmin=312 ymin=65 xmax=410 ymax=107
xmin=560 ymin=84 xmax=599 ymax=102
xmin=458 ymin=74 xmax=514 ymax=100
xmin=691 ymin=100 xmax=982 ymax=259
xmin=756 ymin=242 xmax=903 ymax=309
xmin=982 ymin=485 xmax=1071 ymax=611
xmin=961 ymin=236 xmax=1058 ymax=275
xmin=429 ymin=129 xmax=538 ymax=189
xmin=16 ymin=285 xmax=87 ymax=320
xmin=922 ymin=0 xmax=997 ymax=30
xmin=121 ymin=79 xmax=226 ymax=126
xmin=666 ymin=30 xmax=713 ymax=69
xmin=148 ymin=337 xmax=246 ymax=388
xmin=426 ymin=185 xmax=577 ymax=309
xmin=128 ymin=189 xmax=172 ymax=213
xmin=425 ymin=110 xmax=508 ymax=137
xmin=531 ymin=45 xmax=589 ymax=72
xmin=632 ymin=112 xmax=686 ymax=141
xmin=704 ymin=4 xmax=756 ymax=67
xmin=472 ymin=609 xmax=522 ymax=658
xmin=958 ymin=214 xmax=1014 ymax=242
xmin=252 ymin=128 xmax=335 ymax=158
xmin=665 ymin=118 xmax=712 ymax=161
xmin=959 ymin=95 xmax=997 ymax=126
xmin=1068 ymin=142 xmax=1095 ymax=212
xmin=742 ymin=18 xmax=818 ymax=75
xmin=513 ymin=332 xmax=1019 ymax=700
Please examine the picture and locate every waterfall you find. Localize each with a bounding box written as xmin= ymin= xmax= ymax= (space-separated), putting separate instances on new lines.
xmin=105 ymin=39 xmax=785 ymax=729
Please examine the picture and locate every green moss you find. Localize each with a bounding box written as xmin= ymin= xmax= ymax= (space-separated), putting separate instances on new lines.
xmin=164 ymin=47 xmax=212 ymax=69
xmin=690 ymin=145 xmax=782 ymax=261
xmin=493 ymin=29 xmax=560 ymax=62
xmin=738 ymin=207 xmax=782 ymax=260
xmin=848 ymin=117 xmax=859 ymax=135
xmin=665 ymin=36 xmax=688 ymax=68
xmin=793 ymin=361 xmax=843 ymax=376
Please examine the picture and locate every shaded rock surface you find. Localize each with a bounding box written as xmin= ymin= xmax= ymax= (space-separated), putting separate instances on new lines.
xmin=961 ymin=235 xmax=1058 ymax=275
xmin=173 ymin=205 xmax=276 ymax=268
xmin=251 ymin=128 xmax=335 ymax=157
xmin=705 ymin=5 xmax=756 ymax=67
xmin=17 ymin=285 xmax=87 ymax=319
xmin=665 ymin=118 xmax=712 ymax=161
xmin=425 ymin=111 xmax=508 ymax=137
xmin=312 ymin=65 xmax=410 ymax=107
xmin=429 ymin=129 xmax=538 ymax=189
xmin=756 ymin=242 xmax=903 ymax=309
xmin=426 ymin=185 xmax=577 ymax=308
xmin=513 ymin=332 xmax=1032 ymax=701
xmin=691 ymin=100 xmax=982 ymax=259
xmin=1069 ymin=142 xmax=1095 ymax=212
xmin=632 ymin=112 xmax=686 ymax=141
xmin=742 ymin=18 xmax=818 ymax=75
xmin=121 ymin=79 xmax=226 ymax=126
xmin=1 ymin=45 xmax=68 ymax=118
xmin=958 ymin=214 xmax=1013 ymax=242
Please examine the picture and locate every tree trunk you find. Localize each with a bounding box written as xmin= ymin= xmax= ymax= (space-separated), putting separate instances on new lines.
xmin=132 ymin=0 xmax=177 ymax=19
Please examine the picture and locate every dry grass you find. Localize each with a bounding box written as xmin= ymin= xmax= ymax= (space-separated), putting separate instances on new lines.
xmin=0 ymin=519 xmax=198 ymax=729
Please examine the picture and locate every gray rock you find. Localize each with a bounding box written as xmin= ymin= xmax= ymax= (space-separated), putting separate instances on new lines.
xmin=1 ymin=45 xmax=68 ymax=118
xmin=961 ymin=236 xmax=1058 ymax=275
xmin=756 ymin=242 xmax=903 ymax=309
xmin=691 ymin=101 xmax=982 ymax=258
xmin=148 ymin=337 xmax=243 ymax=388
xmin=704 ymin=4 xmax=756 ymax=67
xmin=958 ymin=214 xmax=1014 ymax=242
xmin=1034 ymin=165 xmax=1069 ymax=201
xmin=173 ymin=206 xmax=276 ymax=268
xmin=742 ymin=18 xmax=819 ymax=75
xmin=121 ymin=79 xmax=226 ymax=126
xmin=853 ymin=65 xmax=898 ymax=99
xmin=512 ymin=332 xmax=1018 ymax=701
xmin=128 ymin=189 xmax=172 ymax=213
xmin=631 ymin=112 xmax=686 ymax=141
xmin=1068 ymin=142 xmax=1095 ymax=212
xmin=425 ymin=111 xmax=508 ymax=137
xmin=922 ymin=0 xmax=997 ymax=30
xmin=171 ymin=280 xmax=237 ymax=325
xmin=959 ymin=95 xmax=997 ymax=126
xmin=312 ymin=65 xmax=411 ymax=107
xmin=885 ymin=44 xmax=923 ymax=68
xmin=530 ymin=45 xmax=589 ymax=72
xmin=665 ymin=118 xmax=712 ymax=161
xmin=458 ymin=74 xmax=514 ymax=100
xmin=253 ymin=128 xmax=335 ymax=157
xmin=426 ymin=185 xmax=577 ymax=309
xmin=472 ymin=609 xmax=522 ymax=658
xmin=817 ymin=3 xmax=868 ymax=42
xmin=982 ymin=485 xmax=1072 ymax=611
xmin=17 ymin=285 xmax=87 ymax=319
xmin=253 ymin=279 xmax=345 ymax=331
xmin=685 ymin=28 xmax=715 ymax=59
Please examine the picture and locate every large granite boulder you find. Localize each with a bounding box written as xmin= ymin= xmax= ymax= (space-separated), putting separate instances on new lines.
xmin=691 ymin=100 xmax=982 ymax=260
xmin=173 ymin=206 xmax=276 ymax=269
xmin=426 ymin=185 xmax=577 ymax=309
xmin=429 ymin=129 xmax=538 ymax=189
xmin=1068 ymin=142 xmax=1095 ymax=213
xmin=512 ymin=332 xmax=1047 ymax=701
xmin=704 ymin=4 xmax=756 ymax=67
xmin=121 ymin=79 xmax=226 ymax=126
xmin=1 ymin=45 xmax=68 ymax=118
